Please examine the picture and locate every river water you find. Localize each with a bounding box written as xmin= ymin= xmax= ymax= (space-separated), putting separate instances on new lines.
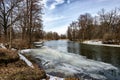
xmin=44 ymin=40 xmax=120 ymax=70
xmin=29 ymin=40 xmax=120 ymax=80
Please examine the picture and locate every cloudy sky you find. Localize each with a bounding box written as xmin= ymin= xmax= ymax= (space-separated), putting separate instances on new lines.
xmin=42 ymin=0 xmax=120 ymax=34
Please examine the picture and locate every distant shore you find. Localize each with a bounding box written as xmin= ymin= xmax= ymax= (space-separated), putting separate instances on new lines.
xmin=82 ymin=40 xmax=120 ymax=47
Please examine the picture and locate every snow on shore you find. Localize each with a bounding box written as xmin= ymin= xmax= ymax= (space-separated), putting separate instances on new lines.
xmin=83 ymin=40 xmax=120 ymax=47
xmin=20 ymin=49 xmax=31 ymax=54
xmin=0 ymin=43 xmax=7 ymax=49
xmin=18 ymin=49 xmax=34 ymax=68
xmin=18 ymin=53 xmax=34 ymax=68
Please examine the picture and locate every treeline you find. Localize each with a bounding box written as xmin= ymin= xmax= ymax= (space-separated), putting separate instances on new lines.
xmin=67 ymin=8 xmax=120 ymax=44
xmin=0 ymin=0 xmax=43 ymax=48
xmin=43 ymin=31 xmax=66 ymax=40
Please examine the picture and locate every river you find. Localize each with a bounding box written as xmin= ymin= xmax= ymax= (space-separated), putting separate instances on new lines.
xmin=29 ymin=40 xmax=120 ymax=80
xmin=44 ymin=40 xmax=120 ymax=70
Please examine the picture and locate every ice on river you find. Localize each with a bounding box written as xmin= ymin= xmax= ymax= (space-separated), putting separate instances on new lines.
xmin=28 ymin=46 xmax=119 ymax=80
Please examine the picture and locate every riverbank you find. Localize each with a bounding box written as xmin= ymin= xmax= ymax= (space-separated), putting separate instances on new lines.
xmin=83 ymin=40 xmax=120 ymax=47
xmin=0 ymin=42 xmax=81 ymax=80
xmin=0 ymin=48 xmax=47 ymax=80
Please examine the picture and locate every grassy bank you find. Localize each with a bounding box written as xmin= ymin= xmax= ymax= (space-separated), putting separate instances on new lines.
xmin=0 ymin=48 xmax=47 ymax=80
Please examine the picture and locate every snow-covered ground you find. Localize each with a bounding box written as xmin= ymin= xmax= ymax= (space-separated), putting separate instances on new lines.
xmin=83 ymin=40 xmax=120 ymax=47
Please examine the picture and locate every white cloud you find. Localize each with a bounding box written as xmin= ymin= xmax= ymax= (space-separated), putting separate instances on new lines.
xmin=49 ymin=0 xmax=65 ymax=10
xmin=44 ymin=16 xmax=66 ymax=22
xmin=41 ymin=0 xmax=65 ymax=10
xmin=41 ymin=0 xmax=48 ymax=8
xmin=67 ymin=0 xmax=70 ymax=4
xmin=56 ymin=0 xmax=65 ymax=3
xmin=43 ymin=15 xmax=67 ymax=34
xmin=50 ymin=3 xmax=56 ymax=10
xmin=97 ymin=0 xmax=108 ymax=2
xmin=44 ymin=24 xmax=68 ymax=35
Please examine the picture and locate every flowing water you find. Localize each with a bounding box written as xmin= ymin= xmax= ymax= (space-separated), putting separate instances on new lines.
xmin=44 ymin=40 xmax=120 ymax=70
xmin=29 ymin=40 xmax=120 ymax=80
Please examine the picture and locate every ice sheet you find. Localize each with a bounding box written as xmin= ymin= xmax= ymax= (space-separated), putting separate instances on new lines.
xmin=29 ymin=46 xmax=120 ymax=80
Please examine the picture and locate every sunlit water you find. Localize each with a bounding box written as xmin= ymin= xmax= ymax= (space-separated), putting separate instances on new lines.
xmin=29 ymin=40 xmax=120 ymax=80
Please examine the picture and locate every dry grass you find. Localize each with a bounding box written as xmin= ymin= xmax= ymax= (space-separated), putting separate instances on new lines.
xmin=0 ymin=48 xmax=19 ymax=65
xmin=0 ymin=49 xmax=47 ymax=80
xmin=7 ymin=60 xmax=28 ymax=67
xmin=0 ymin=67 xmax=46 ymax=80
xmin=12 ymin=39 xmax=29 ymax=49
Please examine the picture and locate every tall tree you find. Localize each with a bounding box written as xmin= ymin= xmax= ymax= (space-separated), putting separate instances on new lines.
xmin=0 ymin=0 xmax=22 ymax=41
xmin=78 ymin=13 xmax=93 ymax=40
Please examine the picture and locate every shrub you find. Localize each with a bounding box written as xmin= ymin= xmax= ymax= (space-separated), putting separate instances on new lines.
xmin=103 ymin=33 xmax=112 ymax=41
xmin=12 ymin=39 xmax=29 ymax=49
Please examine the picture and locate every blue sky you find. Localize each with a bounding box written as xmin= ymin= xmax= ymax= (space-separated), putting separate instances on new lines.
xmin=42 ymin=0 xmax=120 ymax=34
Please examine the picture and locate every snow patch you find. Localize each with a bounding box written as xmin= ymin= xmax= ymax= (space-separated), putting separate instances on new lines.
xmin=18 ymin=53 xmax=34 ymax=68
xmin=20 ymin=49 xmax=31 ymax=54
xmin=0 ymin=43 xmax=7 ymax=49
xmin=33 ymin=41 xmax=44 ymax=44
xmin=83 ymin=40 xmax=120 ymax=47
xmin=47 ymin=74 xmax=64 ymax=80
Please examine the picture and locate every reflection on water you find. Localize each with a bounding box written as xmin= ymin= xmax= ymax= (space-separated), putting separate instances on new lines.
xmin=67 ymin=41 xmax=80 ymax=54
xmin=44 ymin=40 xmax=120 ymax=70
xmin=67 ymin=41 xmax=120 ymax=70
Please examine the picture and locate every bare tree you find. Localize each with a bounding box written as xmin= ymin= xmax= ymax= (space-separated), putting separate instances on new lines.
xmin=78 ymin=13 xmax=93 ymax=40
xmin=67 ymin=8 xmax=120 ymax=45
xmin=0 ymin=0 xmax=22 ymax=42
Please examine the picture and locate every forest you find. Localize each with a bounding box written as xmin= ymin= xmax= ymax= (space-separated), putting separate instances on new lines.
xmin=67 ymin=8 xmax=120 ymax=44
xmin=0 ymin=0 xmax=67 ymax=49
xmin=0 ymin=0 xmax=44 ymax=48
